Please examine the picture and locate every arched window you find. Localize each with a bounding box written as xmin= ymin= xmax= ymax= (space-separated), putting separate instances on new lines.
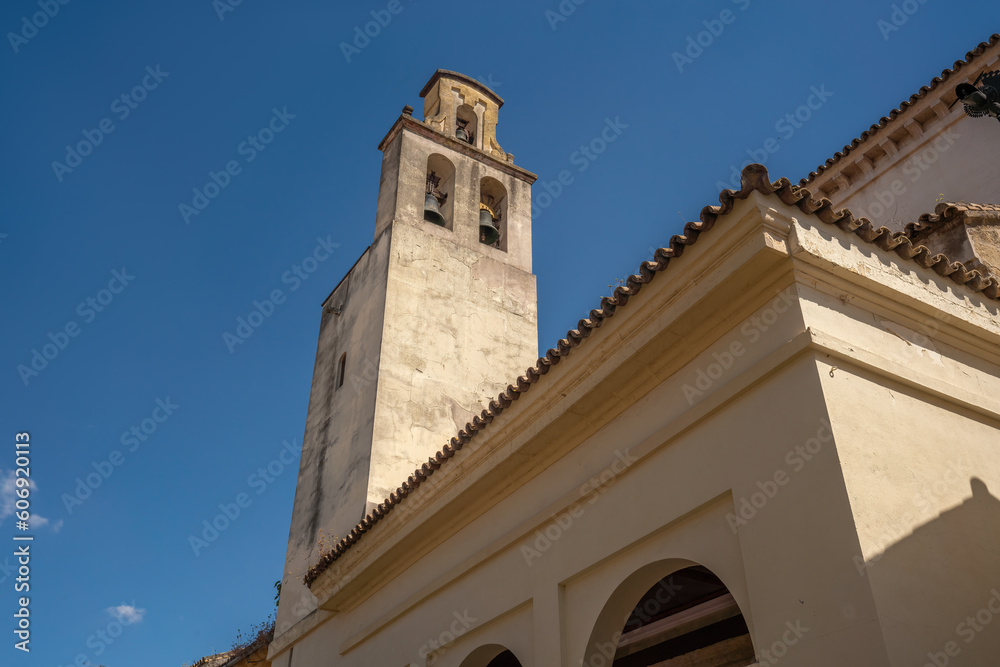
xmin=486 ymin=650 xmax=521 ymax=666
xmin=583 ymin=564 xmax=754 ymax=666
xmin=478 ymin=177 xmax=507 ymax=250
xmin=456 ymin=104 xmax=479 ymax=147
xmin=425 ymin=154 xmax=456 ymax=230
xmin=459 ymin=644 xmax=523 ymax=667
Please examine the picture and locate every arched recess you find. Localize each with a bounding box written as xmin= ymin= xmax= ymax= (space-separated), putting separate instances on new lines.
xmin=456 ymin=104 xmax=479 ymax=147
xmin=582 ymin=560 xmax=754 ymax=666
xmin=425 ymin=153 xmax=456 ymax=230
xmin=478 ymin=176 xmax=507 ymax=250
xmin=459 ymin=644 xmax=523 ymax=667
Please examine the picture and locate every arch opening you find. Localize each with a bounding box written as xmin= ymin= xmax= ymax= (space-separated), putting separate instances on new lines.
xmin=425 ymin=153 xmax=456 ymax=230
xmin=584 ymin=563 xmax=754 ymax=666
xmin=456 ymin=103 xmax=479 ymax=146
xmin=459 ymin=644 xmax=523 ymax=667
xmin=478 ymin=177 xmax=507 ymax=250
xmin=486 ymin=649 xmax=521 ymax=667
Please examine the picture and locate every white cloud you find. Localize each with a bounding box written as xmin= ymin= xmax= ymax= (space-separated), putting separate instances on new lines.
xmin=107 ymin=603 xmax=146 ymax=625
xmin=0 ymin=469 xmax=60 ymax=530
xmin=0 ymin=469 xmax=22 ymax=521
xmin=32 ymin=515 xmax=63 ymax=532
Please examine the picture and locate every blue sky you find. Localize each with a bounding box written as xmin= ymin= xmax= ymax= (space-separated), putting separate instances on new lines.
xmin=1 ymin=1 xmax=997 ymax=665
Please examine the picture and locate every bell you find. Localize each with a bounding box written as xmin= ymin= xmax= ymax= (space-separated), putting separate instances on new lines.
xmin=456 ymin=127 xmax=470 ymax=143
xmin=423 ymin=193 xmax=446 ymax=226
xmin=479 ymin=208 xmax=500 ymax=245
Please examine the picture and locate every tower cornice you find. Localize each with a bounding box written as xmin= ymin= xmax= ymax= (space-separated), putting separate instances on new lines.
xmin=419 ymin=69 xmax=504 ymax=107
xmin=377 ymin=114 xmax=537 ymax=185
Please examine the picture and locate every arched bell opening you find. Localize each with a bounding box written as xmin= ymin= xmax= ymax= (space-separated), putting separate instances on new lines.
xmin=425 ymin=153 xmax=456 ymax=230
xmin=583 ymin=562 xmax=755 ymax=666
xmin=478 ymin=177 xmax=507 ymax=250
xmin=456 ymin=104 xmax=479 ymax=147
xmin=458 ymin=644 xmax=523 ymax=667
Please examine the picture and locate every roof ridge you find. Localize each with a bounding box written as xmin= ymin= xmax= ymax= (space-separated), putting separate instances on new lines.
xmin=304 ymin=164 xmax=1000 ymax=588
xmin=800 ymin=33 xmax=1000 ymax=186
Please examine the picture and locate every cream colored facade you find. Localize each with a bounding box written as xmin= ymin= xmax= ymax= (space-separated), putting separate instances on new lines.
xmin=270 ymin=44 xmax=1000 ymax=667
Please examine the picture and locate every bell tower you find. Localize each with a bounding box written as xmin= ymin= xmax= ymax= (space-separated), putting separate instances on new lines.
xmin=276 ymin=70 xmax=538 ymax=639
xmin=373 ymin=69 xmax=533 ymax=262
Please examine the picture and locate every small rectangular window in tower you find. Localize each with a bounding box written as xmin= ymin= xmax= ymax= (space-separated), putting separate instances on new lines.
xmin=337 ymin=353 xmax=346 ymax=390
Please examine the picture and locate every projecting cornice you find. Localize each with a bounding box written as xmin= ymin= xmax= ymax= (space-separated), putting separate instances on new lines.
xmin=801 ymin=33 xmax=1000 ymax=198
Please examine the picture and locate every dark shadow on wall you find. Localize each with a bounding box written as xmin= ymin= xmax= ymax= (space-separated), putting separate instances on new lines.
xmin=857 ymin=477 xmax=1000 ymax=664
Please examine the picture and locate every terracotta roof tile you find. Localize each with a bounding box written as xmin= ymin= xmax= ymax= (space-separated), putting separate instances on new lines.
xmin=800 ymin=34 xmax=1000 ymax=186
xmin=303 ymin=164 xmax=1000 ymax=588
xmin=904 ymin=201 xmax=1000 ymax=237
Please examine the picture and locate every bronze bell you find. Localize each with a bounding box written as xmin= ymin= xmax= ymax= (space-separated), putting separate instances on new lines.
xmin=424 ymin=193 xmax=446 ymax=226
xmin=479 ymin=207 xmax=500 ymax=245
xmin=456 ymin=126 xmax=470 ymax=143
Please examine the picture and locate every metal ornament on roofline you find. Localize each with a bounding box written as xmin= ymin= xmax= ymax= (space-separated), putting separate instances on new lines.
xmin=954 ymin=70 xmax=1000 ymax=122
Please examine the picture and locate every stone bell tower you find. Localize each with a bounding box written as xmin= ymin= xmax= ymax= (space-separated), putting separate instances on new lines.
xmin=276 ymin=70 xmax=538 ymax=639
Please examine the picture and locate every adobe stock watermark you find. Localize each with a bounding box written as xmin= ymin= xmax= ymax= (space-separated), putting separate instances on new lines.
xmin=532 ymin=116 xmax=628 ymax=222
xmin=212 ymin=0 xmax=245 ymax=21
xmin=544 ymin=0 xmax=588 ymax=31
xmin=521 ymin=449 xmax=637 ymax=566
xmin=61 ymin=397 xmax=180 ymax=515
xmin=16 ymin=268 xmax=135 ymax=386
xmin=715 ymin=85 xmax=834 ymax=191
xmin=877 ymin=0 xmax=931 ymax=41
xmin=339 ymin=0 xmax=412 ymax=63
xmin=754 ymin=620 xmax=810 ymax=666
xmin=726 ymin=419 xmax=833 ymax=534
xmin=626 ymin=577 xmax=684 ymax=629
xmin=920 ymin=588 xmax=1000 ymax=666
xmin=7 ymin=0 xmax=73 ymax=54
xmin=877 ymin=307 xmax=950 ymax=367
xmin=0 ymin=554 xmax=17 ymax=587
xmin=854 ymin=455 xmax=971 ymax=577
xmin=671 ymin=0 xmax=752 ymax=74
xmin=357 ymin=413 xmax=495 ymax=533
xmin=681 ymin=286 xmax=796 ymax=404
xmin=584 ymin=630 xmax=625 ymax=667
xmin=222 ymin=236 xmax=340 ymax=353
xmin=417 ymin=610 xmax=478 ymax=665
xmin=51 ymin=66 xmax=169 ymax=182
xmin=474 ymin=74 xmax=501 ymax=90
xmin=275 ymin=593 xmax=319 ymax=637
xmin=188 ymin=439 xmax=300 ymax=556
xmin=178 ymin=106 xmax=296 ymax=224
xmin=850 ymin=129 xmax=959 ymax=224
xmin=343 ymin=357 xmax=378 ymax=395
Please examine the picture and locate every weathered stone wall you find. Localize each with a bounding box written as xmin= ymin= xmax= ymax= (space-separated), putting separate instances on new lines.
xmin=275 ymin=230 xmax=392 ymax=638
xmin=364 ymin=124 xmax=538 ymax=507
xmin=969 ymin=223 xmax=1000 ymax=275
xmin=276 ymin=120 xmax=537 ymax=647
xmin=371 ymin=217 xmax=538 ymax=507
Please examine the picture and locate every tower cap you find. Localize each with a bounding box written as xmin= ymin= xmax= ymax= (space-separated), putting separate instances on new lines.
xmin=419 ymin=70 xmax=504 ymax=108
